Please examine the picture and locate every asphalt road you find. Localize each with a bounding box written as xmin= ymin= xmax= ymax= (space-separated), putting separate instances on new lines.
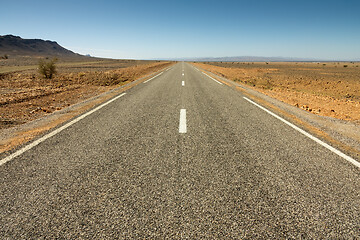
xmin=1 ymin=62 xmax=359 ymax=239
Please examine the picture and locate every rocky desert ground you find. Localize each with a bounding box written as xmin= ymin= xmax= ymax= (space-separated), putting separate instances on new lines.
xmin=192 ymin=61 xmax=360 ymax=124
xmin=0 ymin=57 xmax=172 ymax=130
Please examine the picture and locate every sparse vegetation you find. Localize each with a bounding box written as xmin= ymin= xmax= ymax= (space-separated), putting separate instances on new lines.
xmin=38 ymin=58 xmax=57 ymax=79
xmin=0 ymin=54 xmax=8 ymax=59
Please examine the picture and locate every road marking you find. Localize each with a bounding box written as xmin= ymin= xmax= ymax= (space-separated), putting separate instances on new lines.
xmin=191 ymin=66 xmax=200 ymax=72
xmin=0 ymin=93 xmax=127 ymax=166
xmin=182 ymin=81 xmax=185 ymax=86
xmin=179 ymin=109 xmax=187 ymax=133
xmin=202 ymin=72 xmax=223 ymax=85
xmin=143 ymin=72 xmax=163 ymax=83
xmin=182 ymin=73 xmax=184 ymax=76
xmin=243 ymin=97 xmax=360 ymax=168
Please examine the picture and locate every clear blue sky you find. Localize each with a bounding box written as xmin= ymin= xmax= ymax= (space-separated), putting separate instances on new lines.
xmin=1 ymin=0 xmax=359 ymax=60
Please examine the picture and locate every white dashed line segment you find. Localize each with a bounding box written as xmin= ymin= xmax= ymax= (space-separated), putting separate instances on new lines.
xmin=179 ymin=109 xmax=187 ymax=133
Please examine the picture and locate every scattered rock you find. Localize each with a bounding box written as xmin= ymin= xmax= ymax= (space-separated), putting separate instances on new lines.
xmin=30 ymin=107 xmax=41 ymax=114
xmin=301 ymin=105 xmax=309 ymax=110
xmin=41 ymin=108 xmax=52 ymax=113
xmin=30 ymin=107 xmax=52 ymax=114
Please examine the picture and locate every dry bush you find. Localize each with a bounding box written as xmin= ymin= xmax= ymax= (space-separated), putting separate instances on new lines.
xmin=38 ymin=58 xmax=57 ymax=79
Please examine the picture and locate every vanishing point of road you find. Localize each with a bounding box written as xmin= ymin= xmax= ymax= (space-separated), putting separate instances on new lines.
xmin=1 ymin=62 xmax=359 ymax=238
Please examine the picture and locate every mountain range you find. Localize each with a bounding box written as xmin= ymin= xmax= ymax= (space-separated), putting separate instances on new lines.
xmin=1 ymin=35 xmax=358 ymax=62
xmin=0 ymin=35 xmax=81 ymax=57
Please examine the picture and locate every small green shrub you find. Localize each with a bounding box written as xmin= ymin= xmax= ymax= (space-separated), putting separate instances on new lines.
xmin=38 ymin=58 xmax=57 ymax=79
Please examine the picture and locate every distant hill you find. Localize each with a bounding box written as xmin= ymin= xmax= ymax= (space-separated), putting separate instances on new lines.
xmin=172 ymin=56 xmax=319 ymax=62
xmin=0 ymin=35 xmax=82 ymax=58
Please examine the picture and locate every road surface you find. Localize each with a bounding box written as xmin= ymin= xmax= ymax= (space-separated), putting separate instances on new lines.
xmin=1 ymin=62 xmax=359 ymax=238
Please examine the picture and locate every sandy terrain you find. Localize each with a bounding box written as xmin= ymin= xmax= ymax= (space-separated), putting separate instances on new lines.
xmin=192 ymin=62 xmax=360 ymax=124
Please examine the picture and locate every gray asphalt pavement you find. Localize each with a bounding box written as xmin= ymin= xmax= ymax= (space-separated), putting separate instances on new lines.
xmin=1 ymin=62 xmax=359 ymax=239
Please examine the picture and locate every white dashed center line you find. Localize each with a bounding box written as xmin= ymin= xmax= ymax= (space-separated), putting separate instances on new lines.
xmin=179 ymin=109 xmax=187 ymax=133
xmin=182 ymin=81 xmax=185 ymax=86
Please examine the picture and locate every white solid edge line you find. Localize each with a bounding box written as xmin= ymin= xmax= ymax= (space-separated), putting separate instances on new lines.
xmin=182 ymin=81 xmax=185 ymax=86
xmin=0 ymin=93 xmax=127 ymax=166
xmin=202 ymin=72 xmax=223 ymax=85
xmin=143 ymin=72 xmax=163 ymax=83
xmin=243 ymin=96 xmax=360 ymax=168
xmin=179 ymin=109 xmax=187 ymax=133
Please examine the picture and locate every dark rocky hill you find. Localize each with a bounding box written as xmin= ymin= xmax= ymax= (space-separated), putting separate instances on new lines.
xmin=0 ymin=35 xmax=81 ymax=57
